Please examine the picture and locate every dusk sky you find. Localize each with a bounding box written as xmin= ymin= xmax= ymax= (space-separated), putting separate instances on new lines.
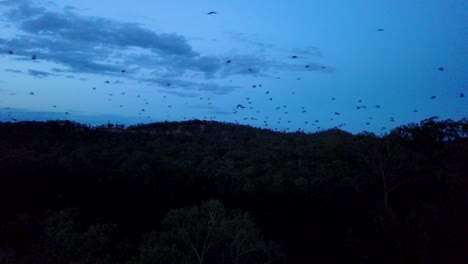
xmin=0 ymin=0 xmax=466 ymax=134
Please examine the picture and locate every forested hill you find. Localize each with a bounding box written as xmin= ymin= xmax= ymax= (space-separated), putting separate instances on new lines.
xmin=1 ymin=118 xmax=467 ymax=263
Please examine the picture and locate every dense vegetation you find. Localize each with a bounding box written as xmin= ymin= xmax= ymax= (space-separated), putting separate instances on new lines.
xmin=0 ymin=118 xmax=467 ymax=263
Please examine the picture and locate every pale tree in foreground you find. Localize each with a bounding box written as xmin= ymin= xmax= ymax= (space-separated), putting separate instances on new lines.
xmin=138 ymin=200 xmax=285 ymax=264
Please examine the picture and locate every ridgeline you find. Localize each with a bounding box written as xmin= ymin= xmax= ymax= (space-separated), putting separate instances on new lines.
xmin=0 ymin=118 xmax=467 ymax=263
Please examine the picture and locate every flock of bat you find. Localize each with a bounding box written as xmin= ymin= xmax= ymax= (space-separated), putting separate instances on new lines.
xmin=2 ymin=11 xmax=465 ymax=133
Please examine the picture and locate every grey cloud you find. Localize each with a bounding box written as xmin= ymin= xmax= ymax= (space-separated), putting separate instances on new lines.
xmin=0 ymin=107 xmax=142 ymax=126
xmin=218 ymin=54 xmax=272 ymax=77
xmin=291 ymin=46 xmax=323 ymax=57
xmin=50 ymin=68 xmax=67 ymax=73
xmin=227 ymin=32 xmax=274 ymax=51
xmin=128 ymin=54 xmax=222 ymax=79
xmin=0 ymin=2 xmax=204 ymax=78
xmin=5 ymin=3 xmax=196 ymax=56
xmin=33 ymin=38 xmax=123 ymax=73
xmin=189 ymin=105 xmax=216 ymax=109
xmin=197 ymin=83 xmax=240 ymax=94
xmin=174 ymin=56 xmax=222 ymax=78
xmin=144 ymin=78 xmax=240 ymax=94
xmin=28 ymin=69 xmax=58 ymax=78
xmin=280 ymin=62 xmax=324 ymax=71
xmin=186 ymin=105 xmax=234 ymax=116
xmin=164 ymin=90 xmax=198 ymax=98
xmin=0 ymin=1 xmax=331 ymax=97
xmin=0 ymin=0 xmax=27 ymax=7
xmin=265 ymin=60 xmax=332 ymax=74
xmin=63 ymin=5 xmax=78 ymax=11
xmin=221 ymin=48 xmax=330 ymax=76
xmin=58 ymin=56 xmax=120 ymax=73
xmin=209 ymin=110 xmax=233 ymax=115
xmin=4 ymin=69 xmax=22 ymax=73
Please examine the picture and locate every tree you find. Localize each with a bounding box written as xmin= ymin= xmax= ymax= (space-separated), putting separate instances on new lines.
xmin=359 ymin=134 xmax=409 ymax=218
xmin=138 ymin=200 xmax=284 ymax=264
xmin=36 ymin=208 xmax=118 ymax=264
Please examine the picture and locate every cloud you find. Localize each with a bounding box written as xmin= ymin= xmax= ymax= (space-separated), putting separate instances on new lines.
xmin=3 ymin=2 xmax=196 ymax=55
xmin=188 ymin=105 xmax=232 ymax=115
xmin=50 ymin=68 xmax=66 ymax=73
xmin=0 ymin=1 xmax=204 ymax=77
xmin=0 ymin=1 xmax=331 ymax=97
xmin=209 ymin=110 xmax=233 ymax=115
xmin=226 ymin=31 xmax=274 ymax=51
xmin=4 ymin=69 xmax=22 ymax=73
xmin=28 ymin=69 xmax=58 ymax=78
xmin=0 ymin=107 xmax=142 ymax=125
xmin=144 ymin=78 xmax=241 ymax=94
xmin=63 ymin=5 xmax=78 ymax=11
xmin=163 ymin=90 xmax=198 ymax=98
xmin=290 ymin=46 xmax=323 ymax=57
xmin=218 ymin=54 xmax=272 ymax=77
xmin=189 ymin=105 xmax=218 ymax=110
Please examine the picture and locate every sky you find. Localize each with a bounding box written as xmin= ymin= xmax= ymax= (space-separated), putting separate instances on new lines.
xmin=0 ymin=0 xmax=466 ymax=134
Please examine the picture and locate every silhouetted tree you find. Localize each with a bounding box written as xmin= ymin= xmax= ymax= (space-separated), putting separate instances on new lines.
xmin=138 ymin=200 xmax=284 ymax=264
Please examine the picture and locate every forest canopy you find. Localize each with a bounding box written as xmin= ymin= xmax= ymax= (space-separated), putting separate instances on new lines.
xmin=0 ymin=117 xmax=467 ymax=263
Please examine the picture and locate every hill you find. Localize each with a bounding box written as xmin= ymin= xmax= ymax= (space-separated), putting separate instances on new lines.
xmin=0 ymin=118 xmax=467 ymax=263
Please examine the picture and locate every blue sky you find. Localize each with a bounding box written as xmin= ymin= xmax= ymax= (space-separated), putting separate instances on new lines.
xmin=0 ymin=0 xmax=466 ymax=134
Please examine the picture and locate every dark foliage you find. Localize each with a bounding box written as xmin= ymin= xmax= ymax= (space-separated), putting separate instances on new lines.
xmin=0 ymin=118 xmax=467 ymax=263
